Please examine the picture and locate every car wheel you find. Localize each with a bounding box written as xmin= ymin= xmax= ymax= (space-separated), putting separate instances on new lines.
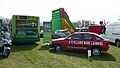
xmin=54 ymin=45 xmax=62 ymax=52
xmin=115 ymin=40 xmax=120 ymax=47
xmin=92 ymin=47 xmax=101 ymax=56
xmin=2 ymin=49 xmax=10 ymax=57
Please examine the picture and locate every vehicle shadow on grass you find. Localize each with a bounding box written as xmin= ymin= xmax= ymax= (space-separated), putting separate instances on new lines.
xmin=91 ymin=52 xmax=116 ymax=61
xmin=38 ymin=45 xmax=50 ymax=50
xmin=0 ymin=55 xmax=7 ymax=60
xmin=11 ymin=43 xmax=38 ymax=52
xmin=49 ymin=49 xmax=116 ymax=61
xmin=109 ymin=42 xmax=120 ymax=48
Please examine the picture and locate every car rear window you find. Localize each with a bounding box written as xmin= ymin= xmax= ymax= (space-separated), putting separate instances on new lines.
xmin=82 ymin=34 xmax=93 ymax=41
xmin=92 ymin=35 xmax=103 ymax=41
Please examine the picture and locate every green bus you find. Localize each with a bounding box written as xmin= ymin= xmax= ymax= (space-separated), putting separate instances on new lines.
xmin=11 ymin=15 xmax=40 ymax=43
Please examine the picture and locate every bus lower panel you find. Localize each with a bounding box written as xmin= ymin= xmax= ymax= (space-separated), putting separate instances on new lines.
xmin=12 ymin=37 xmax=40 ymax=43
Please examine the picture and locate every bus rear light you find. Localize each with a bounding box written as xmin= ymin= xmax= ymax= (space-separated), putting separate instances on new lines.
xmin=38 ymin=33 xmax=40 ymax=37
xmin=12 ymin=34 xmax=16 ymax=38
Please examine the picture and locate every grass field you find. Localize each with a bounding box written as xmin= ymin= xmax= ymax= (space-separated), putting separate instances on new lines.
xmin=0 ymin=38 xmax=120 ymax=68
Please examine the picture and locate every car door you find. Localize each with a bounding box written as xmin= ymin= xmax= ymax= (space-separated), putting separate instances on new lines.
xmin=63 ymin=33 xmax=83 ymax=50
xmin=81 ymin=34 xmax=94 ymax=51
xmin=91 ymin=34 xmax=104 ymax=46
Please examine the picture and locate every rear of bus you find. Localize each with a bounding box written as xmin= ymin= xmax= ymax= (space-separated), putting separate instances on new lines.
xmin=11 ymin=15 xmax=40 ymax=43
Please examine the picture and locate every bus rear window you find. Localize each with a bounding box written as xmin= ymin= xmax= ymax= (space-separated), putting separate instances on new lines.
xmin=19 ymin=16 xmax=27 ymax=19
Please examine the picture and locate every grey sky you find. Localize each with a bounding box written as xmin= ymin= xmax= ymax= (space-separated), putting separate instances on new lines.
xmin=0 ymin=0 xmax=120 ymax=23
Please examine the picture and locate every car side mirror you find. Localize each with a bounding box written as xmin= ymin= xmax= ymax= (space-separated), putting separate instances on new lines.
xmin=66 ymin=37 xmax=71 ymax=40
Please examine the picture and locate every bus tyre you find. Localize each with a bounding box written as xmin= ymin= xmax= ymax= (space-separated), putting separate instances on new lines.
xmin=115 ymin=40 xmax=120 ymax=47
xmin=2 ymin=49 xmax=10 ymax=57
xmin=54 ymin=45 xmax=62 ymax=52
xmin=92 ymin=47 xmax=101 ymax=56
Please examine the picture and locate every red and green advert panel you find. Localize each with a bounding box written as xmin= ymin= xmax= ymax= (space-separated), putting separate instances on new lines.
xmin=52 ymin=8 xmax=76 ymax=33
xmin=52 ymin=18 xmax=62 ymax=32
xmin=62 ymin=18 xmax=75 ymax=32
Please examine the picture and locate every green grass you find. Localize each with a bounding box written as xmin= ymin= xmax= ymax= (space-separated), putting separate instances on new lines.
xmin=0 ymin=39 xmax=120 ymax=68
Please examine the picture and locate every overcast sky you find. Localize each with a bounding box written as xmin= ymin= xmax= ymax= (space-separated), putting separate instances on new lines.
xmin=0 ymin=0 xmax=120 ymax=23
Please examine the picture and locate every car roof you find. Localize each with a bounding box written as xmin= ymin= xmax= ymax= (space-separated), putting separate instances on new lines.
xmin=71 ymin=32 xmax=106 ymax=39
xmin=73 ymin=32 xmax=99 ymax=35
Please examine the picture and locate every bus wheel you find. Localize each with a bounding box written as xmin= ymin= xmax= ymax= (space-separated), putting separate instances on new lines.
xmin=54 ymin=45 xmax=62 ymax=52
xmin=92 ymin=47 xmax=101 ymax=56
xmin=115 ymin=40 xmax=120 ymax=47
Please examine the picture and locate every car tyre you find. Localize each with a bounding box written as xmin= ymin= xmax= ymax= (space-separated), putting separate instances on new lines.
xmin=92 ymin=47 xmax=101 ymax=56
xmin=2 ymin=49 xmax=10 ymax=57
xmin=115 ymin=40 xmax=120 ymax=47
xmin=54 ymin=45 xmax=62 ymax=52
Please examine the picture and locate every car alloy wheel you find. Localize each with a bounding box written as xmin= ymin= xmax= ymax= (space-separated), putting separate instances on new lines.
xmin=92 ymin=48 xmax=101 ymax=56
xmin=55 ymin=45 xmax=62 ymax=52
